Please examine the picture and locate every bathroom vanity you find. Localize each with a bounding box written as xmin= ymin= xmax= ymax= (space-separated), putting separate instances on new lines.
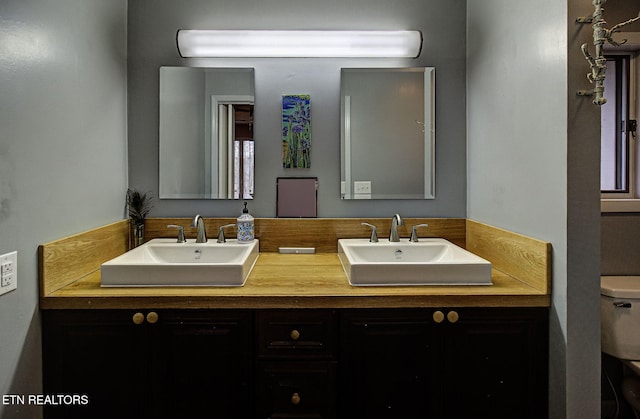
xmin=42 ymin=306 xmax=547 ymax=419
xmin=39 ymin=218 xmax=551 ymax=419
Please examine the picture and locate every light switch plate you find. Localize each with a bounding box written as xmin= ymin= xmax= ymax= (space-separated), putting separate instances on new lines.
xmin=0 ymin=251 xmax=17 ymax=296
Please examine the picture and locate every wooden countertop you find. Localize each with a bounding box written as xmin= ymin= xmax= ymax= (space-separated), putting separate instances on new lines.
xmin=39 ymin=219 xmax=551 ymax=310
xmin=40 ymin=252 xmax=550 ymax=310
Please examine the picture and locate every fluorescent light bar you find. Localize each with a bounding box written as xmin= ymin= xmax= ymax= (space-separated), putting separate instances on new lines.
xmin=177 ymin=30 xmax=422 ymax=58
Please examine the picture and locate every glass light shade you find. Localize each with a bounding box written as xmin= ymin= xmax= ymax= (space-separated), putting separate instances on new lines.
xmin=177 ymin=30 xmax=422 ymax=58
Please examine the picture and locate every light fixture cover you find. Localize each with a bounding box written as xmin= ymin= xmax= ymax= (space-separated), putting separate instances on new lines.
xmin=176 ymin=30 xmax=422 ymax=58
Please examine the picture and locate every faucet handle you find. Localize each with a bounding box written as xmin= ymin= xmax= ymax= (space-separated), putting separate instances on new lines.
xmin=167 ymin=224 xmax=186 ymax=243
xmin=361 ymin=222 xmax=379 ymax=243
xmin=217 ymin=224 xmax=236 ymax=243
xmin=409 ymin=224 xmax=429 ymax=242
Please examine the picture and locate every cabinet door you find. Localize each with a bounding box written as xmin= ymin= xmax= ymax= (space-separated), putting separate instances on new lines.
xmin=149 ymin=310 xmax=252 ymax=419
xmin=441 ymin=308 xmax=548 ymax=419
xmin=42 ymin=310 xmax=149 ymax=419
xmin=340 ymin=310 xmax=440 ymax=419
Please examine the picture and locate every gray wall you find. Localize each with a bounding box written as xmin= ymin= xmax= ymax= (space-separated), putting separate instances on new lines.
xmin=0 ymin=0 xmax=128 ymax=417
xmin=127 ymin=0 xmax=467 ymax=218
xmin=468 ymin=1 xmax=601 ymax=418
xmin=602 ymin=214 xmax=640 ymax=274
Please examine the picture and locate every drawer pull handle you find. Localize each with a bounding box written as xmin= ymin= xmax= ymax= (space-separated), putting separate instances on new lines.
xmin=291 ymin=392 xmax=301 ymax=405
xmin=433 ymin=311 xmax=445 ymax=323
xmin=146 ymin=312 xmax=159 ymax=324
xmin=132 ymin=312 xmax=145 ymax=325
xmin=614 ymin=302 xmax=632 ymax=308
xmin=447 ymin=311 xmax=459 ymax=323
xmin=290 ymin=329 xmax=301 ymax=340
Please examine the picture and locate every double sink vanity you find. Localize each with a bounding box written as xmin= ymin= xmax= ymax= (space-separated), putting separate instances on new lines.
xmin=39 ymin=217 xmax=551 ymax=419
xmin=100 ymin=215 xmax=492 ymax=288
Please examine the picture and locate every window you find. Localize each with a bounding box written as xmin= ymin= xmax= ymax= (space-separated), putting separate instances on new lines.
xmin=601 ymin=53 xmax=638 ymax=206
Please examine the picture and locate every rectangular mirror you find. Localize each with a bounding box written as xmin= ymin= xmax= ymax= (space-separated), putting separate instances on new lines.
xmin=340 ymin=67 xmax=434 ymax=199
xmin=159 ymin=67 xmax=255 ymax=199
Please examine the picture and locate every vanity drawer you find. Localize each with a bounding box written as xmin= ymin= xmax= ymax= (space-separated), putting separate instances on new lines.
xmin=257 ymin=361 xmax=336 ymax=419
xmin=256 ymin=310 xmax=337 ymax=359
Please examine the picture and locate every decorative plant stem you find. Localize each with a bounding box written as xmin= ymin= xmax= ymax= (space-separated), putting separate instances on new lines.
xmin=126 ymin=188 xmax=152 ymax=247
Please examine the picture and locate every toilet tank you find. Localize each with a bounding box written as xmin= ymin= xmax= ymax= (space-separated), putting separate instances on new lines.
xmin=601 ymin=276 xmax=640 ymax=360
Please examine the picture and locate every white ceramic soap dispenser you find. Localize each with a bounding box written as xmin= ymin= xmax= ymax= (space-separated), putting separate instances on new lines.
xmin=236 ymin=202 xmax=254 ymax=243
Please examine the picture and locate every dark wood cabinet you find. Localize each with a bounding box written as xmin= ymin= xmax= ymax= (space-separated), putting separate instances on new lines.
xmin=340 ymin=310 xmax=441 ymax=418
xmin=340 ymin=308 xmax=549 ymax=419
xmin=148 ymin=310 xmax=252 ymax=418
xmin=42 ymin=307 xmax=547 ymax=419
xmin=42 ymin=309 xmax=252 ymax=419
xmin=440 ymin=309 xmax=548 ymax=419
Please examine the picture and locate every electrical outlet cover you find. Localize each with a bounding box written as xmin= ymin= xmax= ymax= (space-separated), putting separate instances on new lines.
xmin=354 ymin=181 xmax=372 ymax=194
xmin=0 ymin=251 xmax=17 ymax=296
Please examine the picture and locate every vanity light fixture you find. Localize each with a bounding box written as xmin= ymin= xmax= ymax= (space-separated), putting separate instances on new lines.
xmin=176 ymin=30 xmax=422 ymax=58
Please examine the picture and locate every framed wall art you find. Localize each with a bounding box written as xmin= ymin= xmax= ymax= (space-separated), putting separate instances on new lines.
xmin=282 ymin=94 xmax=311 ymax=168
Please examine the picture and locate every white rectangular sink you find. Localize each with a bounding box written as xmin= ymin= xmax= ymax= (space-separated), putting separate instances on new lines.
xmin=101 ymin=239 xmax=259 ymax=287
xmin=338 ymin=238 xmax=492 ymax=286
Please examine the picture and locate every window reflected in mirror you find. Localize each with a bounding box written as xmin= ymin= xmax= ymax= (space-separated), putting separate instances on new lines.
xmin=159 ymin=67 xmax=255 ymax=199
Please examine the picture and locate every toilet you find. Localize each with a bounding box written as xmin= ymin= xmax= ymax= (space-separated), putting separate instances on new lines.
xmin=601 ymin=276 xmax=640 ymax=418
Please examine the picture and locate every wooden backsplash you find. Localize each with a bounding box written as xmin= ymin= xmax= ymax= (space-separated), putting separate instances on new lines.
xmin=39 ymin=220 xmax=129 ymax=296
xmin=144 ymin=217 xmax=467 ymax=253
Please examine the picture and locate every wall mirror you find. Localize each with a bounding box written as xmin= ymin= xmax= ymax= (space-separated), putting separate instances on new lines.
xmin=340 ymin=67 xmax=434 ymax=199
xmin=159 ymin=67 xmax=255 ymax=199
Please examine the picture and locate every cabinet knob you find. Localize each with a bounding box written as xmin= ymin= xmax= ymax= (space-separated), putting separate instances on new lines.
xmin=290 ymin=329 xmax=301 ymax=340
xmin=291 ymin=392 xmax=301 ymax=405
xmin=432 ymin=311 xmax=445 ymax=323
xmin=132 ymin=312 xmax=145 ymax=325
xmin=146 ymin=312 xmax=159 ymax=324
xmin=447 ymin=311 xmax=459 ymax=323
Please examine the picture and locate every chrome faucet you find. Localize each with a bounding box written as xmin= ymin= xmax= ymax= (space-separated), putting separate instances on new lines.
xmin=389 ymin=214 xmax=404 ymax=242
xmin=192 ymin=214 xmax=207 ymax=243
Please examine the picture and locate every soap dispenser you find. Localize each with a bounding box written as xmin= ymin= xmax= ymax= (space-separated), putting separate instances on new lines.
xmin=236 ymin=202 xmax=254 ymax=243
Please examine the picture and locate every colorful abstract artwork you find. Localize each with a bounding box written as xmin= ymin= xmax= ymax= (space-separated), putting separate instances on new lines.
xmin=282 ymin=94 xmax=311 ymax=168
